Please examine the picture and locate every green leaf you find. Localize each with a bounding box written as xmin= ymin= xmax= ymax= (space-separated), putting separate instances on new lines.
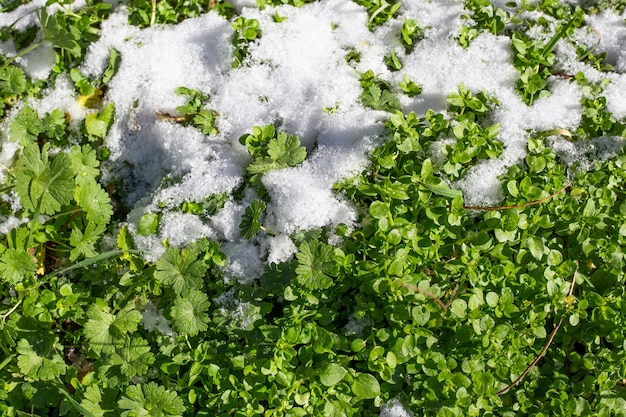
xmin=421 ymin=181 xmax=463 ymax=199
xmin=0 ymin=248 xmax=37 ymax=285
xmin=14 ymin=143 xmax=74 ymax=215
xmin=16 ymin=338 xmax=66 ymax=381
xmin=75 ymin=178 xmax=113 ymax=226
xmin=154 ymin=244 xmax=208 ymax=296
xmin=138 ymin=212 xmax=159 ymax=236
xmin=9 ymin=106 xmax=42 ymax=145
xmin=70 ymin=222 xmax=106 ymax=261
xmin=450 ymin=299 xmax=468 ymax=318
xmin=351 ymin=373 xmax=380 ymax=399
xmin=38 ymin=7 xmax=82 ymax=56
xmin=169 ymin=289 xmax=211 ymax=336
xmin=80 ymin=385 xmax=117 ymax=417
xmin=108 ymin=337 xmax=155 ymax=378
xmin=369 ymin=201 xmax=389 ymax=219
xmin=192 ymin=109 xmax=219 ymax=135
xmin=319 ymin=363 xmax=347 ymax=387
xmin=118 ymin=382 xmax=185 ymax=417
xmin=526 ymin=236 xmax=545 ymax=260
xmin=247 ymin=132 xmax=307 ymax=174
xmin=361 ymin=84 xmax=401 ymax=112
xmin=0 ymin=66 xmax=27 ymax=96
xmin=101 ymin=48 xmax=121 ymax=86
xmin=85 ymin=103 xmax=115 ymax=139
xmin=239 ymin=199 xmax=266 ymax=239
xmin=69 ymin=144 xmax=100 ymax=185
xmin=295 ymin=240 xmax=337 ymax=290
xmin=83 ymin=302 xmax=143 ymax=355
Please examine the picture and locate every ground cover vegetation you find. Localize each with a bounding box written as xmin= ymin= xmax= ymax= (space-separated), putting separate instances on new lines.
xmin=1 ymin=0 xmax=626 ymax=415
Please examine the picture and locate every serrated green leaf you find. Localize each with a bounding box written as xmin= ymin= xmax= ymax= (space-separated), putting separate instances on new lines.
xmin=75 ymin=178 xmax=113 ymax=226
xmin=247 ymin=132 xmax=307 ymax=175
xmin=69 ymin=144 xmax=100 ymax=185
xmin=16 ymin=338 xmax=66 ymax=381
xmin=295 ymin=240 xmax=337 ymax=290
xmin=109 ymin=337 xmax=155 ymax=378
xmin=154 ymin=245 xmax=207 ymax=296
xmin=14 ymin=143 xmax=74 ymax=215
xmin=83 ymin=302 xmax=142 ymax=355
xmin=118 ymin=382 xmax=185 ymax=417
xmin=0 ymin=66 xmax=27 ymax=96
xmin=0 ymin=248 xmax=37 ymax=284
xmin=239 ymin=199 xmax=266 ymax=239
xmin=170 ymin=289 xmax=211 ymax=336
xmin=38 ymin=7 xmax=82 ymax=56
xmin=70 ymin=222 xmax=106 ymax=261
xmin=9 ymin=106 xmax=42 ymax=145
xmin=361 ymin=84 xmax=401 ymax=112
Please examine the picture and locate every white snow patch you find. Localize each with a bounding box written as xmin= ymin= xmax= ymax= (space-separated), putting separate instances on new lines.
xmin=379 ymin=398 xmax=414 ymax=417
xmin=265 ymin=234 xmax=297 ymax=264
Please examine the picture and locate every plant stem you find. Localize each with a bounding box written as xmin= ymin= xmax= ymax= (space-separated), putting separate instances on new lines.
xmin=496 ymin=262 xmax=578 ymax=395
xmin=150 ymin=0 xmax=157 ymax=26
xmin=463 ymin=181 xmax=571 ymax=211
xmin=0 ymin=40 xmax=44 ymax=74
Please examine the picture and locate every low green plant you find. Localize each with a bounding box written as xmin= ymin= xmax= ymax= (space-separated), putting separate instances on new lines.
xmin=231 ymin=16 xmax=262 ymax=68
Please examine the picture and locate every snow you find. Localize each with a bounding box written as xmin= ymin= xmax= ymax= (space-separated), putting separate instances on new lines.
xmin=379 ymin=398 xmax=414 ymax=417
xmin=0 ymin=0 xmax=624 ymax=259
xmin=1 ymin=0 xmax=625 ymax=407
xmin=1 ymin=0 xmax=624 ymax=265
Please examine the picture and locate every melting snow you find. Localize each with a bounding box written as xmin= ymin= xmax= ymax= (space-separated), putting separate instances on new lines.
xmin=1 ymin=0 xmax=625 ymax=349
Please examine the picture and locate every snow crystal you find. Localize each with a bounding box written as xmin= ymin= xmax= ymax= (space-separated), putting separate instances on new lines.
xmin=221 ymin=240 xmax=263 ymax=284
xmin=159 ymin=212 xmax=215 ymax=247
xmin=587 ymin=10 xmax=626 ymax=73
xmin=140 ymin=302 xmax=175 ymax=336
xmin=379 ymin=398 xmax=414 ymax=417
xmin=605 ymin=74 xmax=626 ymax=119
xmin=265 ymin=234 xmax=297 ymax=265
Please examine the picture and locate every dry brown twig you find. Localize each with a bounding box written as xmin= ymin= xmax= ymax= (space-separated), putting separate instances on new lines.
xmin=496 ymin=261 xmax=579 ymax=396
xmin=398 ymin=280 xmax=460 ymax=311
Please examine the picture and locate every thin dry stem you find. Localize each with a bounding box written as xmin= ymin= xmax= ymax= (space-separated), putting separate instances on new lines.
xmin=399 ymin=281 xmax=460 ymax=311
xmin=496 ymin=261 xmax=579 ymax=396
xmin=463 ymin=181 xmax=571 ymax=211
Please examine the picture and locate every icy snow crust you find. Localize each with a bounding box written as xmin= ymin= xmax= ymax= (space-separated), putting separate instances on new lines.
xmin=7 ymin=2 xmax=626 ymax=283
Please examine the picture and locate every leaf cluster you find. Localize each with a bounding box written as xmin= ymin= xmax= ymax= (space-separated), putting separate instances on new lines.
xmin=231 ymin=17 xmax=261 ymax=68
xmin=359 ymin=70 xmax=401 ymax=113
xmin=239 ymin=124 xmax=307 ymax=181
xmin=171 ymin=86 xmax=220 ymax=135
